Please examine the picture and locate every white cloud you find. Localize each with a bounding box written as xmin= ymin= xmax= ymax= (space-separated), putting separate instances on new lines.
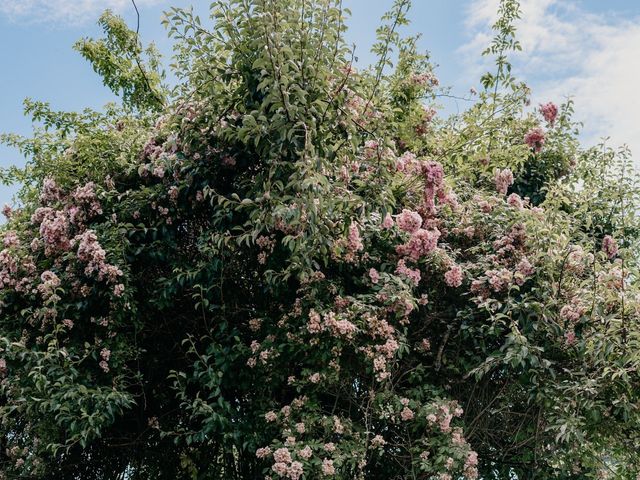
xmin=0 ymin=0 xmax=166 ymax=26
xmin=462 ymin=0 xmax=640 ymax=163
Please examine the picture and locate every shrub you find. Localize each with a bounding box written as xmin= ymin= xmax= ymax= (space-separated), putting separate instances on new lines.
xmin=0 ymin=1 xmax=639 ymax=478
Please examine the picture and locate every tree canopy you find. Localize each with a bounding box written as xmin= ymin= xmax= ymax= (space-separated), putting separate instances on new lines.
xmin=0 ymin=0 xmax=639 ymax=479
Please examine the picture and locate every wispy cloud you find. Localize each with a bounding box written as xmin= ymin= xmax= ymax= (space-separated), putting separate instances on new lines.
xmin=0 ymin=0 xmax=166 ymax=26
xmin=462 ymin=0 xmax=640 ymax=161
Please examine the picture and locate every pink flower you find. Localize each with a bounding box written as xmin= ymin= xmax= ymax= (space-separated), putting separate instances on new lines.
xmin=333 ymin=416 xmax=344 ymax=434
xmin=272 ymin=462 xmax=289 ymax=476
xmin=38 ymin=270 xmax=61 ymax=298
xmin=256 ymin=447 xmax=272 ymax=458
xmin=40 ymin=177 xmax=62 ymax=204
xmin=152 ymin=165 xmax=165 ymax=178
xmin=2 ymin=204 xmax=12 ymax=218
xmin=565 ymin=329 xmax=576 ymax=345
xmin=524 ymin=127 xmax=545 ymax=152
xmin=113 ymin=284 xmax=125 ymax=297
xmin=382 ymin=213 xmax=394 ymax=229
xmin=560 ymin=301 xmax=585 ymax=323
xmin=307 ymin=310 xmax=322 ymax=334
xmin=439 ymin=413 xmax=453 ymax=433
xmin=396 ymin=259 xmax=421 ymax=285
xmin=265 ymin=411 xmax=277 ymax=422
xmin=494 ymin=168 xmax=514 ymax=195
xmin=486 ymin=268 xmax=513 ymax=292
xmin=444 ymin=265 xmax=463 ymax=288
xmin=347 ymin=222 xmax=364 ymax=253
xmin=507 ymin=193 xmax=524 ymax=209
xmin=421 ymin=161 xmax=445 ymax=211
xmin=370 ymin=435 xmax=386 ymax=448
xmin=515 ymin=257 xmax=535 ymax=284
xmin=376 ymin=338 xmax=399 ymax=358
xmin=298 ymin=446 xmax=312 ymax=459
xmin=288 ymin=461 xmax=304 ymax=480
xmin=400 ymin=407 xmax=414 ymax=421
xmin=396 ymin=151 xmax=419 ymax=173
xmin=539 ymin=102 xmax=558 ymax=125
xmin=396 ymin=228 xmax=440 ymax=261
xmin=321 ymin=459 xmax=335 ymax=476
xmin=34 ymin=208 xmax=71 ymax=255
xmin=369 ymin=268 xmax=380 ymax=284
xmin=63 ymin=318 xmax=74 ymax=329
xmin=396 ymin=209 xmax=423 ymax=233
xmin=273 ymin=447 xmax=292 ymax=464
xmin=602 ymin=235 xmax=618 ymax=259
xmin=221 ymin=155 xmax=236 ymax=166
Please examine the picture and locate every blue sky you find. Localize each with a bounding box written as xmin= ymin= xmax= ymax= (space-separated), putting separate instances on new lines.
xmin=1 ymin=0 xmax=640 ymax=209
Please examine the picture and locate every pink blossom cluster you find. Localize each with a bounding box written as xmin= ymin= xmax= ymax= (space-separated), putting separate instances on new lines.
xmin=485 ymin=268 xmax=514 ymax=292
xmin=370 ymin=434 xmax=386 ymax=448
xmin=464 ymin=451 xmax=479 ymax=479
xmin=602 ymin=235 xmax=618 ymax=259
xmin=70 ymin=182 xmax=103 ymax=222
xmin=3 ymin=231 xmax=20 ymax=248
xmin=396 ymin=209 xmax=423 ymax=233
xmin=363 ymin=140 xmax=379 ymax=160
xmin=373 ymin=355 xmax=390 ymax=381
xmin=270 ymin=447 xmax=304 ymax=479
xmin=0 ymin=248 xmax=34 ymax=291
xmin=396 ymin=228 xmax=441 ymax=261
xmin=421 ymin=161 xmax=445 ymax=213
xmin=395 ymin=259 xmax=421 ymax=285
xmin=324 ymin=311 xmax=358 ymax=339
xmin=395 ymin=152 xmax=420 ymax=174
xmin=32 ymin=208 xmax=71 ymax=255
xmin=99 ymin=348 xmax=111 ymax=373
xmin=2 ymin=204 xmax=13 ymax=219
xmin=515 ymin=257 xmax=535 ymax=284
xmin=321 ymin=458 xmax=335 ymax=476
xmin=492 ymin=224 xmax=527 ymax=260
xmin=566 ymin=246 xmax=592 ymax=274
xmin=507 ymin=193 xmax=524 ymax=209
xmin=75 ymin=230 xmax=123 ymax=283
xmin=347 ymin=222 xmax=364 ymax=253
xmin=409 ymin=72 xmax=439 ymax=87
xmin=368 ymin=268 xmax=380 ymax=284
xmin=539 ymin=102 xmax=558 ymax=125
xmin=444 ymin=265 xmax=464 ymax=288
xmin=40 ymin=177 xmax=62 ymax=204
xmin=37 ymin=270 xmax=61 ymax=299
xmin=142 ymin=138 xmax=163 ymax=160
xmin=306 ymin=309 xmax=358 ymax=339
xmin=494 ymin=168 xmax=514 ymax=195
xmin=400 ymin=406 xmax=414 ymax=421
xmin=560 ymin=300 xmax=586 ymax=323
xmin=381 ymin=213 xmax=394 ymax=229
xmin=257 ymin=234 xmax=276 ymax=264
xmin=524 ymin=127 xmax=545 ymax=152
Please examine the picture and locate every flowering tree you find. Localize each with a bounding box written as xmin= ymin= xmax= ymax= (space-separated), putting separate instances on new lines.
xmin=1 ymin=1 xmax=639 ymax=479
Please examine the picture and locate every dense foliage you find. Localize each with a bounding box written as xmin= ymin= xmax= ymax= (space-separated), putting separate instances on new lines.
xmin=1 ymin=1 xmax=639 ymax=478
